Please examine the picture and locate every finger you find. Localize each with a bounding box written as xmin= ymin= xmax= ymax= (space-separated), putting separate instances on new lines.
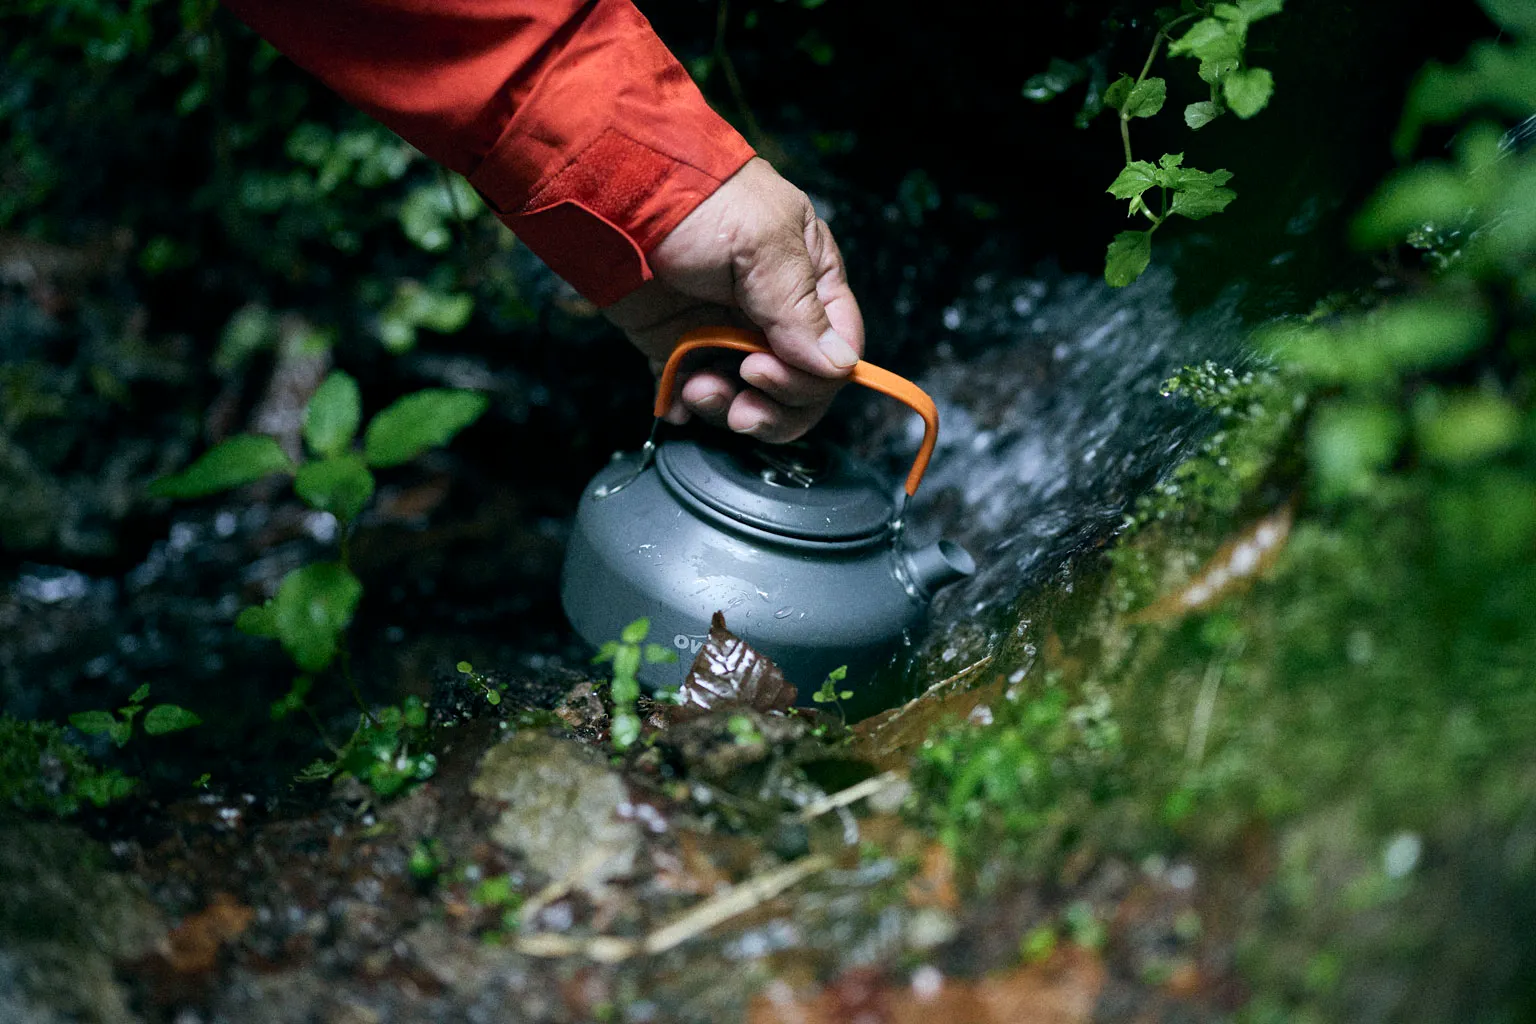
xmin=726 ymin=389 xmax=825 ymax=444
xmin=678 ymin=355 xmax=744 ymax=427
xmin=737 ymin=351 xmax=845 ymax=408
xmin=808 ymin=218 xmax=865 ymax=361
xmin=734 ymin=205 xmax=861 ymax=381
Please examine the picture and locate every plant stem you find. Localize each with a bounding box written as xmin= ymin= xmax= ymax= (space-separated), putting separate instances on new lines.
xmin=337 ymin=526 xmax=374 ymax=724
xmin=305 ymin=703 xmax=342 ymax=755
xmin=1121 ymin=11 xmax=1200 ymax=169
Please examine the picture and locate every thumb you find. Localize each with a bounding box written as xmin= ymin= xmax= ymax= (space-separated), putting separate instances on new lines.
xmin=734 ymin=207 xmax=863 ymax=378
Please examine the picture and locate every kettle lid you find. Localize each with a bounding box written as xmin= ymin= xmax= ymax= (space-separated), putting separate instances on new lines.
xmin=655 ymin=433 xmax=895 ymax=541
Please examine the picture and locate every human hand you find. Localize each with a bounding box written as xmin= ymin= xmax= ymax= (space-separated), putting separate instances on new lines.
xmin=601 ymin=157 xmax=864 ymax=443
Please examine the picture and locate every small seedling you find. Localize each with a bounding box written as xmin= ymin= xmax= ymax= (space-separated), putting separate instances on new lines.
xmin=592 ymin=617 xmax=677 ymax=750
xmin=408 ymin=839 xmax=441 ymax=880
xmin=470 ymin=872 xmax=523 ymax=937
xmin=150 ymin=372 xmax=486 ymax=799
xmin=69 ymin=684 xmax=202 ymax=747
xmin=811 ymin=665 xmax=853 ymax=722
xmin=296 ymin=696 xmax=437 ymax=797
xmin=457 ymin=661 xmax=502 ymax=705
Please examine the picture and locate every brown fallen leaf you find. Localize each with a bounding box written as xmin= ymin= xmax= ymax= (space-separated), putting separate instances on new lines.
xmin=160 ymin=892 xmax=254 ymax=973
xmin=850 ymin=670 xmax=1004 ymax=771
xmin=750 ymin=946 xmax=1105 ymax=1024
xmin=1129 ymin=503 xmax=1295 ymax=624
xmin=672 ymin=611 xmax=796 ymax=720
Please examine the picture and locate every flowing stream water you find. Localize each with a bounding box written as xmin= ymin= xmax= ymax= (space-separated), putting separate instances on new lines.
xmin=857 ymin=263 xmax=1245 ymax=684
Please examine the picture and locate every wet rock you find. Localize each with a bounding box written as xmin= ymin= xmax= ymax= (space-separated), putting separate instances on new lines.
xmin=470 ymin=732 xmax=641 ymax=893
xmin=0 ymin=822 xmax=167 ymax=1023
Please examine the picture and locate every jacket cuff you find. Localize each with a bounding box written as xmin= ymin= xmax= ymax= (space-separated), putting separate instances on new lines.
xmin=472 ymin=127 xmax=752 ymax=307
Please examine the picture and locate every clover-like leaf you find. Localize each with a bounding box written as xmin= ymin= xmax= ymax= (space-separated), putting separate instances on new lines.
xmin=1122 ymin=77 xmax=1167 ymax=118
xmin=148 ymin=435 xmax=294 ymax=499
xmin=304 ymin=370 xmax=362 ymax=459
xmin=1105 ymin=230 xmax=1153 ymax=287
xmin=272 ymin=561 xmax=363 ymax=672
xmin=295 ymin=454 xmax=375 ymax=523
xmin=1224 ymin=67 xmax=1275 ymax=118
xmin=363 ymin=389 xmax=488 ymax=468
xmin=1107 ymin=161 xmax=1159 ymax=200
xmin=144 ymin=705 xmax=202 ymax=735
xmin=1185 ymin=101 xmax=1223 ymax=129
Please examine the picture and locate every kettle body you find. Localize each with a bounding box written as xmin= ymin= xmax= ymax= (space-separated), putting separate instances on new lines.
xmin=561 ymin=437 xmax=973 ymax=698
xmin=559 ymin=327 xmax=974 ymax=705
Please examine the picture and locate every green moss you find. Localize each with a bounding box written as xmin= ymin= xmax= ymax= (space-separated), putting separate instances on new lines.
xmin=0 ymin=715 xmax=136 ymax=817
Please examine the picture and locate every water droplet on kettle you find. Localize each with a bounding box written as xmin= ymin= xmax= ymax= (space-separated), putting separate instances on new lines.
xmin=774 ymin=607 xmax=794 ymax=619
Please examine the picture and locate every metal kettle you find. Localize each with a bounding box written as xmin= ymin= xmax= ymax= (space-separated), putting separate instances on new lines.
xmin=560 ymin=326 xmax=974 ymax=703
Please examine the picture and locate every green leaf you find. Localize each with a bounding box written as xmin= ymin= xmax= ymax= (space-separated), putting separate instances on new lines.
xmin=1122 ymin=78 xmax=1167 ymax=119
xmin=214 ymin=304 xmax=279 ymax=374
xmin=398 ymin=183 xmax=455 ymax=253
xmin=237 ymin=602 xmax=279 ymax=638
xmin=69 ymin=711 xmax=118 ymax=736
xmin=1415 ymin=391 xmax=1521 ymax=465
xmin=1156 ymin=164 xmax=1234 ymax=191
xmin=377 ymin=282 xmax=475 ymax=353
xmin=270 ymin=676 xmax=312 ymax=721
xmin=1223 ymin=67 xmax=1275 ymax=118
xmin=1103 ymin=75 xmax=1135 ymax=112
xmin=304 ymin=371 xmax=362 ymax=459
xmin=149 ymin=435 xmax=294 ymax=499
xmin=644 ymin=644 xmax=678 ymax=664
xmin=1351 ymin=165 xmax=1477 ymax=248
xmin=1169 ymin=18 xmax=1231 ymax=58
xmin=295 ymin=454 xmax=375 ymax=522
xmin=1479 ymin=0 xmax=1536 ymax=33
xmin=1308 ymin=400 xmax=1403 ymax=501
xmin=620 ymin=617 xmax=651 ymax=644
xmin=1106 ymin=161 xmax=1158 ymax=200
xmin=144 ymin=705 xmax=202 ymax=735
xmin=1170 ymin=185 xmax=1237 ymax=219
xmin=1105 ymin=230 xmax=1153 ymax=287
xmin=272 ymin=562 xmax=363 ymax=672
xmin=1273 ymin=297 xmax=1491 ymax=384
xmin=363 ymin=389 xmax=488 ymax=468
xmin=128 ymin=684 xmax=151 ymax=704
xmin=1236 ymin=0 xmax=1284 ymax=21
xmin=1184 ymin=101 xmax=1222 ymax=129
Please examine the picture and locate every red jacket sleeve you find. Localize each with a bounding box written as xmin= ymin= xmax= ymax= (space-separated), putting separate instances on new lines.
xmin=221 ymin=0 xmax=756 ymax=306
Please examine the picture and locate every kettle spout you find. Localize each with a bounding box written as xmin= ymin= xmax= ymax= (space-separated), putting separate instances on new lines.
xmin=903 ymin=540 xmax=975 ymax=597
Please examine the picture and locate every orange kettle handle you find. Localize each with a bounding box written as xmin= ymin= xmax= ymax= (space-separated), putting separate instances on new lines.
xmin=654 ymin=326 xmax=938 ymax=497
